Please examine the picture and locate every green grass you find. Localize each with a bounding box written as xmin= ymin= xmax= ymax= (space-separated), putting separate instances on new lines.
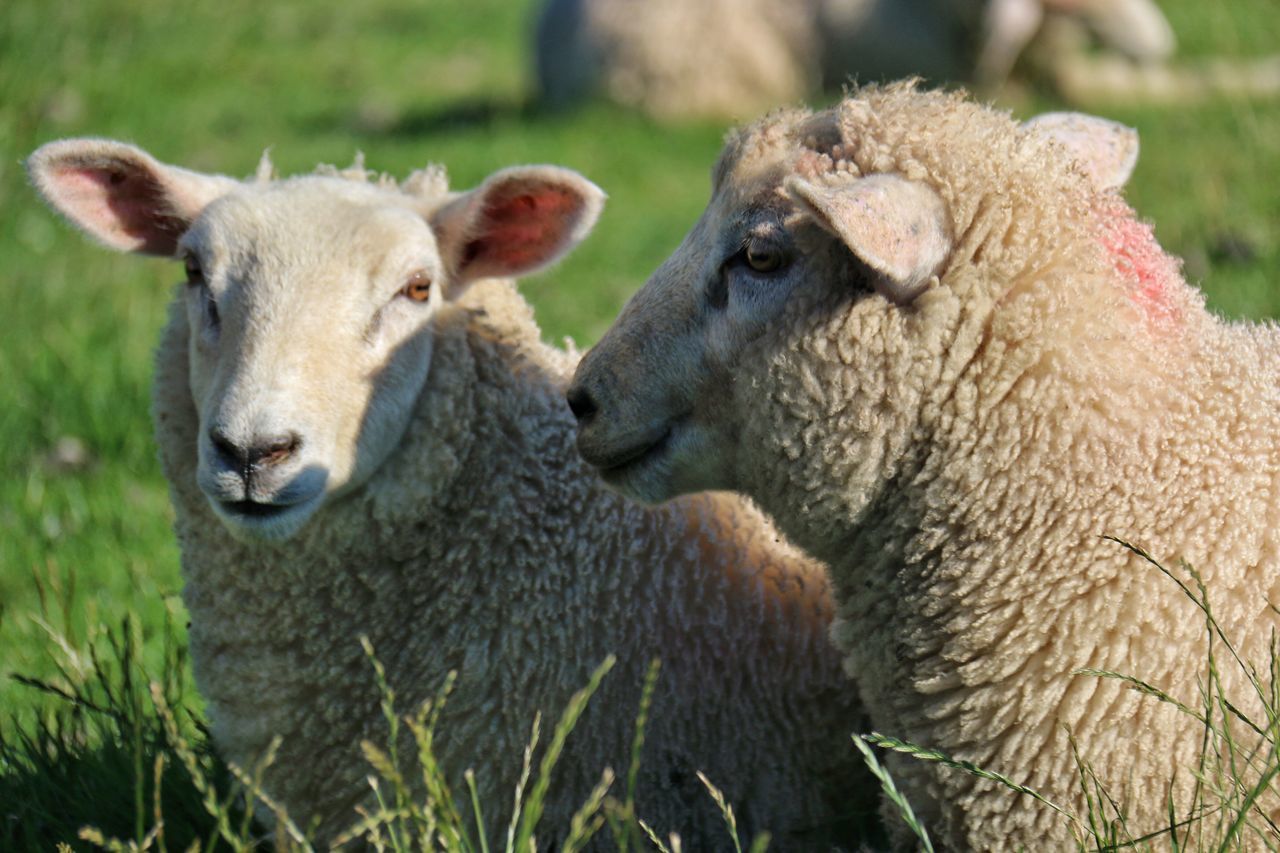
xmin=0 ymin=601 xmax=641 ymax=850
xmin=1 ymin=0 xmax=1277 ymax=846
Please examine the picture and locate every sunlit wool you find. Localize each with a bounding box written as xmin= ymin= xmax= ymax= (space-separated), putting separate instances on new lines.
xmin=572 ymin=83 xmax=1280 ymax=849
xmin=28 ymin=140 xmax=870 ymax=848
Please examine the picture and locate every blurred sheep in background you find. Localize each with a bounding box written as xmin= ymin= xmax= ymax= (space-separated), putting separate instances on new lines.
xmin=535 ymin=0 xmax=1278 ymax=120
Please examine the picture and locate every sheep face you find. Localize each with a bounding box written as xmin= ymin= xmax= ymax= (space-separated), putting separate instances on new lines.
xmin=28 ymin=140 xmax=603 ymax=541
xmin=571 ymin=88 xmax=1138 ymax=539
xmin=571 ymin=156 xmax=832 ymax=502
xmin=570 ymin=136 xmax=945 ymax=512
xmin=175 ymin=181 xmax=449 ymax=540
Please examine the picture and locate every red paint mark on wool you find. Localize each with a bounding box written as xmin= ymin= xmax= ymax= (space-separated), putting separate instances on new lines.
xmin=1097 ymin=199 xmax=1184 ymax=330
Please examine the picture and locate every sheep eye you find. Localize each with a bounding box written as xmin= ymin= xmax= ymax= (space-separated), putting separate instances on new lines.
xmin=400 ymin=271 xmax=433 ymax=303
xmin=744 ymin=241 xmax=786 ymax=274
xmin=182 ymin=254 xmax=218 ymax=330
xmin=203 ymin=292 xmax=220 ymax=329
xmin=184 ymin=254 xmax=204 ymax=285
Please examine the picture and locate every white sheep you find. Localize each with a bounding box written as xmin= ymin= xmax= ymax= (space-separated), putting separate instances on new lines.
xmin=26 ymin=139 xmax=873 ymax=848
xmin=535 ymin=0 xmax=820 ymax=122
xmin=974 ymin=0 xmax=1175 ymax=85
xmin=533 ymin=0 xmax=1179 ymax=121
xmin=569 ymin=83 xmax=1280 ymax=848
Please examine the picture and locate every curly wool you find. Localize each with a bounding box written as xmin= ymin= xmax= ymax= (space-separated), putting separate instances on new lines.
xmin=152 ymin=276 xmax=869 ymax=847
xmin=716 ymin=85 xmax=1280 ymax=848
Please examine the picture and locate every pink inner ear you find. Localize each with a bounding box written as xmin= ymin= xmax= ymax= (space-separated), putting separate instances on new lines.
xmin=53 ymin=163 xmax=187 ymax=255
xmin=463 ymin=186 xmax=581 ymax=275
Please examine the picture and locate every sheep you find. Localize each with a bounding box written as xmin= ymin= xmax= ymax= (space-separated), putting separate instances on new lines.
xmin=568 ymin=82 xmax=1280 ymax=849
xmin=532 ymin=0 xmax=1180 ymax=121
xmin=25 ymin=139 xmax=876 ymax=849
xmin=534 ymin=0 xmax=820 ymax=122
xmin=974 ymin=0 xmax=1174 ymax=86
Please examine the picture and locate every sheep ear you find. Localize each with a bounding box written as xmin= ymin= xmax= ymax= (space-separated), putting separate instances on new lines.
xmin=432 ymin=165 xmax=605 ymax=284
xmin=27 ymin=138 xmax=236 ymax=256
xmin=1024 ymin=112 xmax=1139 ymax=191
xmin=786 ymin=173 xmax=951 ymax=305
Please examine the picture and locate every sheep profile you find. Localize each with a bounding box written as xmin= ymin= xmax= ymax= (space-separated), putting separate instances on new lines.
xmin=26 ymin=140 xmax=873 ymax=847
xmin=569 ymin=83 xmax=1280 ymax=848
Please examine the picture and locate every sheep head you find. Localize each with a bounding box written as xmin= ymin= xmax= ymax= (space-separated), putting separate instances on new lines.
xmin=570 ymin=86 xmax=1137 ymax=538
xmin=29 ymin=139 xmax=603 ymax=541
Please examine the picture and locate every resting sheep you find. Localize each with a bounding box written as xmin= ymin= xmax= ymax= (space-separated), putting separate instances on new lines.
xmin=27 ymin=140 xmax=872 ymax=848
xmin=533 ymin=0 xmax=1178 ymax=121
xmin=569 ymin=83 xmax=1280 ymax=848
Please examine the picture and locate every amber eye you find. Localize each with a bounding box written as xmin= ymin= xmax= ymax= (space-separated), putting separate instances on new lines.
xmin=400 ymin=271 xmax=432 ymax=302
xmin=183 ymin=254 xmax=204 ymax=285
xmin=744 ymin=241 xmax=785 ymax=274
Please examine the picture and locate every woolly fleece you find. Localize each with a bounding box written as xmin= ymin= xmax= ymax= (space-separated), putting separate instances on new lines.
xmin=136 ymin=195 xmax=871 ymax=845
xmin=571 ymin=83 xmax=1280 ymax=848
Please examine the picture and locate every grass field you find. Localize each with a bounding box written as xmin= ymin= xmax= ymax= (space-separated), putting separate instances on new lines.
xmin=1 ymin=0 xmax=1278 ymax=847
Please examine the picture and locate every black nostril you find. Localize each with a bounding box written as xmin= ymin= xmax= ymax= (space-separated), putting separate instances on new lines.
xmin=209 ymin=428 xmax=300 ymax=470
xmin=249 ymin=432 xmax=302 ymax=468
xmin=566 ymin=385 xmax=598 ymax=423
xmin=208 ymin=428 xmax=245 ymax=465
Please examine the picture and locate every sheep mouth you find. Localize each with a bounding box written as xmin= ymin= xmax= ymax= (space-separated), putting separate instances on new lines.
xmin=220 ymin=499 xmax=295 ymax=520
xmin=594 ymin=427 xmax=673 ymax=480
xmin=212 ymin=494 xmax=324 ymax=542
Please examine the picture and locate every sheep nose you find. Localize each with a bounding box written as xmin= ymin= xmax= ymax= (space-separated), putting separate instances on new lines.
xmin=251 ymin=433 xmax=302 ymax=468
xmin=209 ymin=428 xmax=302 ymax=470
xmin=565 ymin=383 xmax=598 ymax=423
xmin=208 ymin=428 xmax=244 ymax=469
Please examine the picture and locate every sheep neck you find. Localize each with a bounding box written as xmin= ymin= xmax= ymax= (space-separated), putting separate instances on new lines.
xmin=770 ymin=284 xmax=1280 ymax=844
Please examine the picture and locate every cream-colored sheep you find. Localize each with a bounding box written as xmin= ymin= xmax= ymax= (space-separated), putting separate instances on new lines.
xmin=569 ymin=83 xmax=1280 ymax=848
xmin=27 ymin=139 xmax=873 ymax=848
xmin=533 ymin=0 xmax=1179 ymax=120
xmin=535 ymin=0 xmax=821 ymax=121
xmin=975 ymin=0 xmax=1174 ymax=85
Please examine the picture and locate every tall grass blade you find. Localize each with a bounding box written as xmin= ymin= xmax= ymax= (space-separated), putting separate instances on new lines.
xmin=1075 ymin=669 xmax=1203 ymax=722
xmin=1215 ymin=760 xmax=1280 ymax=852
xmin=608 ymin=657 xmax=661 ymax=853
xmin=561 ymin=767 xmax=615 ymax=853
xmin=466 ymin=769 xmax=491 ymax=853
xmin=637 ymin=820 xmax=672 ymax=853
xmin=695 ymin=771 xmax=746 ymax=853
xmin=507 ymin=713 xmax=541 ymax=853
xmin=513 ymin=655 xmax=616 ymax=850
xmin=863 ymin=732 xmax=1073 ymax=821
xmin=852 ymin=734 xmax=934 ymax=852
